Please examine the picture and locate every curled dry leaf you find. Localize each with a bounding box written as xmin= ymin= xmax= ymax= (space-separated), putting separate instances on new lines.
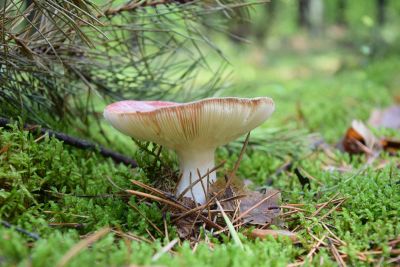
xmin=368 ymin=105 xmax=400 ymax=129
xmin=340 ymin=120 xmax=400 ymax=156
xmin=341 ymin=120 xmax=379 ymax=155
xmin=247 ymin=229 xmax=298 ymax=242
xmin=239 ymin=189 xmax=281 ymax=226
xmin=381 ymin=139 xmax=400 ymax=155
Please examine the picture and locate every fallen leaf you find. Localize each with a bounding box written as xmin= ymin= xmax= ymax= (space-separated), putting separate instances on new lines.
xmin=239 ymin=190 xmax=281 ymax=226
xmin=380 ymin=138 xmax=400 ymax=155
xmin=171 ymin=197 xmax=197 ymax=239
xmin=341 ymin=120 xmax=380 ymax=155
xmin=247 ymin=229 xmax=298 ymax=242
xmin=368 ymin=105 xmax=400 ymax=129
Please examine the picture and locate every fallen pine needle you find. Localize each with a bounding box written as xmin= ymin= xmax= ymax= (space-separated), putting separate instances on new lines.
xmin=306 ymin=235 xmax=326 ymax=262
xmin=329 ymin=239 xmax=347 ymax=267
xmin=57 ymin=227 xmax=110 ymax=267
xmin=151 ymin=238 xmax=179 ymax=261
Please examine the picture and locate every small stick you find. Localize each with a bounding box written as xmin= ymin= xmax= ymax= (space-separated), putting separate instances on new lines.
xmin=0 ymin=117 xmax=137 ymax=167
xmin=1 ymin=220 xmax=40 ymax=240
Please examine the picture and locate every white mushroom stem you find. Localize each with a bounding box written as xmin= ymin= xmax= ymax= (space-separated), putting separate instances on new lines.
xmin=176 ymin=148 xmax=216 ymax=204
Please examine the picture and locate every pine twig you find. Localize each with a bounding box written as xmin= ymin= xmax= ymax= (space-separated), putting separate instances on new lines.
xmin=1 ymin=220 xmax=40 ymax=240
xmin=0 ymin=117 xmax=137 ymax=167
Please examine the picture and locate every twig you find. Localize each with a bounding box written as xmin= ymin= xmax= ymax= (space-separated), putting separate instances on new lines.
xmin=0 ymin=117 xmax=137 ymax=167
xmin=1 ymin=220 xmax=40 ymax=240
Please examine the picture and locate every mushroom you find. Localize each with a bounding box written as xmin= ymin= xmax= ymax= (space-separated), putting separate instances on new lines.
xmin=104 ymin=97 xmax=275 ymax=204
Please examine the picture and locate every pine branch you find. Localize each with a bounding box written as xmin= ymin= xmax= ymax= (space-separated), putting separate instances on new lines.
xmin=0 ymin=0 xmax=265 ymax=134
xmin=102 ymin=0 xmax=193 ymax=17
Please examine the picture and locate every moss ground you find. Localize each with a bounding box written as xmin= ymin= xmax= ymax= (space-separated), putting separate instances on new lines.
xmin=1 ymin=42 xmax=399 ymax=266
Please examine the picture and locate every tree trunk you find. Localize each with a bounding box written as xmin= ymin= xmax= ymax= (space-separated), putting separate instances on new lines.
xmin=309 ymin=0 xmax=324 ymax=35
xmin=377 ymin=0 xmax=387 ymax=25
xmin=298 ymin=0 xmax=310 ymax=29
xmin=337 ymin=0 xmax=347 ymax=25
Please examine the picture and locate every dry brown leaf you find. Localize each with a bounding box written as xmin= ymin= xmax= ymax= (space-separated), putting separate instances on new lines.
xmin=247 ymin=229 xmax=298 ymax=242
xmin=239 ymin=189 xmax=281 ymax=226
xmin=381 ymin=139 xmax=400 ymax=155
xmin=170 ymin=197 xmax=197 ymax=239
xmin=368 ymin=105 xmax=400 ymax=129
xmin=341 ymin=120 xmax=380 ymax=155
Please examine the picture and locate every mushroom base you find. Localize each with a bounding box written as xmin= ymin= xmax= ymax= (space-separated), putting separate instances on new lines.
xmin=175 ymin=149 xmax=216 ymax=204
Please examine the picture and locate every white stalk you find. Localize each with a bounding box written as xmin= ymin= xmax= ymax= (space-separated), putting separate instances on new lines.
xmin=175 ymin=148 xmax=216 ymax=204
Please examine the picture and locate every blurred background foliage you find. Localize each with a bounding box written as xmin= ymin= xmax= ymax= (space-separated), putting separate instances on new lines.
xmin=0 ymin=0 xmax=252 ymax=133
xmin=1 ymin=0 xmax=399 ymax=144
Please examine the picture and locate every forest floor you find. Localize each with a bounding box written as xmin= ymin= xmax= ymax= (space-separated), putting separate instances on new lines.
xmin=1 ymin=39 xmax=399 ymax=266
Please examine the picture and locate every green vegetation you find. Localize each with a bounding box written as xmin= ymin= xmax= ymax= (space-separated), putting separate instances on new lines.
xmin=1 ymin=0 xmax=400 ymax=266
xmin=1 ymin=48 xmax=399 ymax=265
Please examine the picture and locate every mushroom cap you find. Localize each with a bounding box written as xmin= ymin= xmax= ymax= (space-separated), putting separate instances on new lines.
xmin=104 ymin=97 xmax=275 ymax=151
